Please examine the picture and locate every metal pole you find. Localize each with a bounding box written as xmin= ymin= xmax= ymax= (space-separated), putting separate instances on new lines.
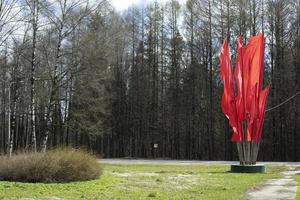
xmin=236 ymin=142 xmax=243 ymax=164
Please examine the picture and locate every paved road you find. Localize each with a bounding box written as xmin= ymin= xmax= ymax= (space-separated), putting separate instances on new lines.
xmin=99 ymin=159 xmax=300 ymax=166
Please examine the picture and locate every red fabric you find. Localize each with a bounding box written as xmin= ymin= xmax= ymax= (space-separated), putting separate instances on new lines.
xmin=220 ymin=39 xmax=242 ymax=142
xmin=246 ymin=84 xmax=258 ymax=141
xmin=245 ymin=34 xmax=265 ymax=142
xmin=235 ymin=36 xmax=246 ymax=122
xmin=254 ymin=85 xmax=270 ymax=143
xmin=220 ymin=33 xmax=269 ymax=143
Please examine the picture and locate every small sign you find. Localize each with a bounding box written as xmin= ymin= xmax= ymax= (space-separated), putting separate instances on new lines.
xmin=153 ymin=144 xmax=158 ymax=148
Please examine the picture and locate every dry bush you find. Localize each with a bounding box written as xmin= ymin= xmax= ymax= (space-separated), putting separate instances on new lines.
xmin=0 ymin=148 xmax=101 ymax=183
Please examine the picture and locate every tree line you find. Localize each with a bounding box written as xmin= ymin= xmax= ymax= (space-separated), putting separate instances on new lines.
xmin=0 ymin=0 xmax=299 ymax=161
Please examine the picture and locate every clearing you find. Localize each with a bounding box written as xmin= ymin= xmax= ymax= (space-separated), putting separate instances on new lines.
xmin=0 ymin=162 xmax=287 ymax=200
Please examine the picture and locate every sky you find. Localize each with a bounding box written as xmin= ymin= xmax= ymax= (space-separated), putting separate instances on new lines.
xmin=110 ymin=0 xmax=187 ymax=11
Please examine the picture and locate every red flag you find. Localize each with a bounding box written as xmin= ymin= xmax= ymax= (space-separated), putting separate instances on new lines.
xmin=248 ymin=34 xmax=265 ymax=93
xmin=246 ymin=84 xmax=258 ymax=141
xmin=220 ymin=39 xmax=242 ymax=142
xmin=235 ymin=36 xmax=246 ymax=122
xmin=245 ymin=34 xmax=266 ymax=142
xmin=245 ymin=34 xmax=265 ymax=111
xmin=220 ymin=34 xmax=269 ymax=144
xmin=254 ymin=85 xmax=270 ymax=143
xmin=220 ymin=39 xmax=234 ymax=117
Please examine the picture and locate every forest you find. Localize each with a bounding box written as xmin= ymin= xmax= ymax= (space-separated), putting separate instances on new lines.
xmin=0 ymin=0 xmax=299 ymax=161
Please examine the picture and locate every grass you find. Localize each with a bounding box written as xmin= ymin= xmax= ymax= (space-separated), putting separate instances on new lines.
xmin=294 ymin=174 xmax=300 ymax=200
xmin=0 ymin=163 xmax=285 ymax=200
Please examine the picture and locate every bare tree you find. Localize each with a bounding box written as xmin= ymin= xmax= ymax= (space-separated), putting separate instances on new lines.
xmin=41 ymin=0 xmax=105 ymax=152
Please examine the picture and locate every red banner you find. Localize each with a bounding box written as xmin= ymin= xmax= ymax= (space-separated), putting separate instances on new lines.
xmin=220 ymin=34 xmax=269 ymax=143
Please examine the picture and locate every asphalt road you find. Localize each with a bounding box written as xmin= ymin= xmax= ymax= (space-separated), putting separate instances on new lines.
xmin=98 ymin=159 xmax=300 ymax=166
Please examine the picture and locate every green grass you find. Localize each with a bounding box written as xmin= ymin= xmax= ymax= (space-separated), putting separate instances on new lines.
xmin=294 ymin=174 xmax=300 ymax=200
xmin=0 ymin=164 xmax=285 ymax=200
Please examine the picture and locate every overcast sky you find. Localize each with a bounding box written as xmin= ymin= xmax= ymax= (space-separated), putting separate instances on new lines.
xmin=110 ymin=0 xmax=187 ymax=11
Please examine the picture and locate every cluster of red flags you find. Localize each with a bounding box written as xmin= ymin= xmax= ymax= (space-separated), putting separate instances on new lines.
xmin=220 ymin=33 xmax=269 ymax=143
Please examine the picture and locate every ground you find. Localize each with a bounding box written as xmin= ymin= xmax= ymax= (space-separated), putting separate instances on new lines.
xmin=246 ymin=166 xmax=299 ymax=200
xmin=0 ymin=161 xmax=288 ymax=200
xmin=295 ymin=168 xmax=300 ymax=200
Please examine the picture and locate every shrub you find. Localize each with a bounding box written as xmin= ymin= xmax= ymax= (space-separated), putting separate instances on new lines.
xmin=0 ymin=148 xmax=101 ymax=183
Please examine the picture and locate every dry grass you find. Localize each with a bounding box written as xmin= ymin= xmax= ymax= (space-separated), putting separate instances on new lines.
xmin=0 ymin=148 xmax=101 ymax=183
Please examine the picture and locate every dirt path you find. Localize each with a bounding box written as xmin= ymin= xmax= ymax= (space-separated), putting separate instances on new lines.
xmin=246 ymin=167 xmax=300 ymax=200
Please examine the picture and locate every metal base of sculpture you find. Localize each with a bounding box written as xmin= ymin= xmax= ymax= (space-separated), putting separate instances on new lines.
xmin=236 ymin=141 xmax=260 ymax=165
xmin=230 ymin=164 xmax=265 ymax=173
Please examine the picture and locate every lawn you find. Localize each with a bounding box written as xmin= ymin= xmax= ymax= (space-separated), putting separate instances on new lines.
xmin=0 ymin=164 xmax=285 ymax=200
xmin=294 ymin=173 xmax=300 ymax=200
